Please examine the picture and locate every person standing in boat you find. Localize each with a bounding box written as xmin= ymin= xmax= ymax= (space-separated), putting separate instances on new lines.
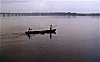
xmin=50 ymin=25 xmax=52 ymax=30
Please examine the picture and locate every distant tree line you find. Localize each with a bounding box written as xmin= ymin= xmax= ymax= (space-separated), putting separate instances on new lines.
xmin=0 ymin=12 xmax=100 ymax=16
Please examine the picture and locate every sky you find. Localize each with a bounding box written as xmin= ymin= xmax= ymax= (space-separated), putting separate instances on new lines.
xmin=1 ymin=0 xmax=100 ymax=13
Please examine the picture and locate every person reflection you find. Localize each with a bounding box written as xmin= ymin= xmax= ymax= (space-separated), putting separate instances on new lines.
xmin=27 ymin=34 xmax=31 ymax=39
xmin=50 ymin=33 xmax=52 ymax=39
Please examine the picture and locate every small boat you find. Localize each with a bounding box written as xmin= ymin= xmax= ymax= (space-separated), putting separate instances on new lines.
xmin=25 ymin=29 xmax=56 ymax=34
xmin=25 ymin=25 xmax=57 ymax=39
xmin=25 ymin=25 xmax=57 ymax=34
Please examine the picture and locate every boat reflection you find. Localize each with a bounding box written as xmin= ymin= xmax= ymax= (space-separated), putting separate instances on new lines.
xmin=26 ymin=31 xmax=56 ymax=39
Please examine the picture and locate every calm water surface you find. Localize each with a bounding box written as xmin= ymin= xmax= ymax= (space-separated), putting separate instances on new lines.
xmin=0 ymin=16 xmax=100 ymax=62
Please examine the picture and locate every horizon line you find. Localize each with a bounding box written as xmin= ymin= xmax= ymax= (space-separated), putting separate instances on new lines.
xmin=0 ymin=12 xmax=99 ymax=14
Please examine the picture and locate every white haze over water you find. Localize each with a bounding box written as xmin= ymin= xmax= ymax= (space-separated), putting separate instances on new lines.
xmin=1 ymin=0 xmax=100 ymax=13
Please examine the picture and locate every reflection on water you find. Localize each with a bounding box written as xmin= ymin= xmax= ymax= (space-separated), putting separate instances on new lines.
xmin=26 ymin=31 xmax=56 ymax=39
xmin=0 ymin=16 xmax=100 ymax=62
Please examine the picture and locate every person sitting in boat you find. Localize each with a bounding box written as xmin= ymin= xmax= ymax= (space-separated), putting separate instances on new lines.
xmin=28 ymin=28 xmax=32 ymax=32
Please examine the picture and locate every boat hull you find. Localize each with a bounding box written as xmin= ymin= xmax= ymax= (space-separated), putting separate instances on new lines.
xmin=25 ymin=29 xmax=56 ymax=34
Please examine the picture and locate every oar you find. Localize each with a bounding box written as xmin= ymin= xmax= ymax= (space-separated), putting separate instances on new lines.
xmin=52 ymin=25 xmax=58 ymax=28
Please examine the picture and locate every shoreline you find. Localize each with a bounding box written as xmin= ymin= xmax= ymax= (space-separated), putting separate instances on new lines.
xmin=0 ymin=12 xmax=100 ymax=17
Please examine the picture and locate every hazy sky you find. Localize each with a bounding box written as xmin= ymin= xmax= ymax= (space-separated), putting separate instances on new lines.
xmin=1 ymin=0 xmax=100 ymax=13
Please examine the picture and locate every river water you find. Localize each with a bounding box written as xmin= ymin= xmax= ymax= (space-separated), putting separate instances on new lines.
xmin=0 ymin=16 xmax=100 ymax=62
